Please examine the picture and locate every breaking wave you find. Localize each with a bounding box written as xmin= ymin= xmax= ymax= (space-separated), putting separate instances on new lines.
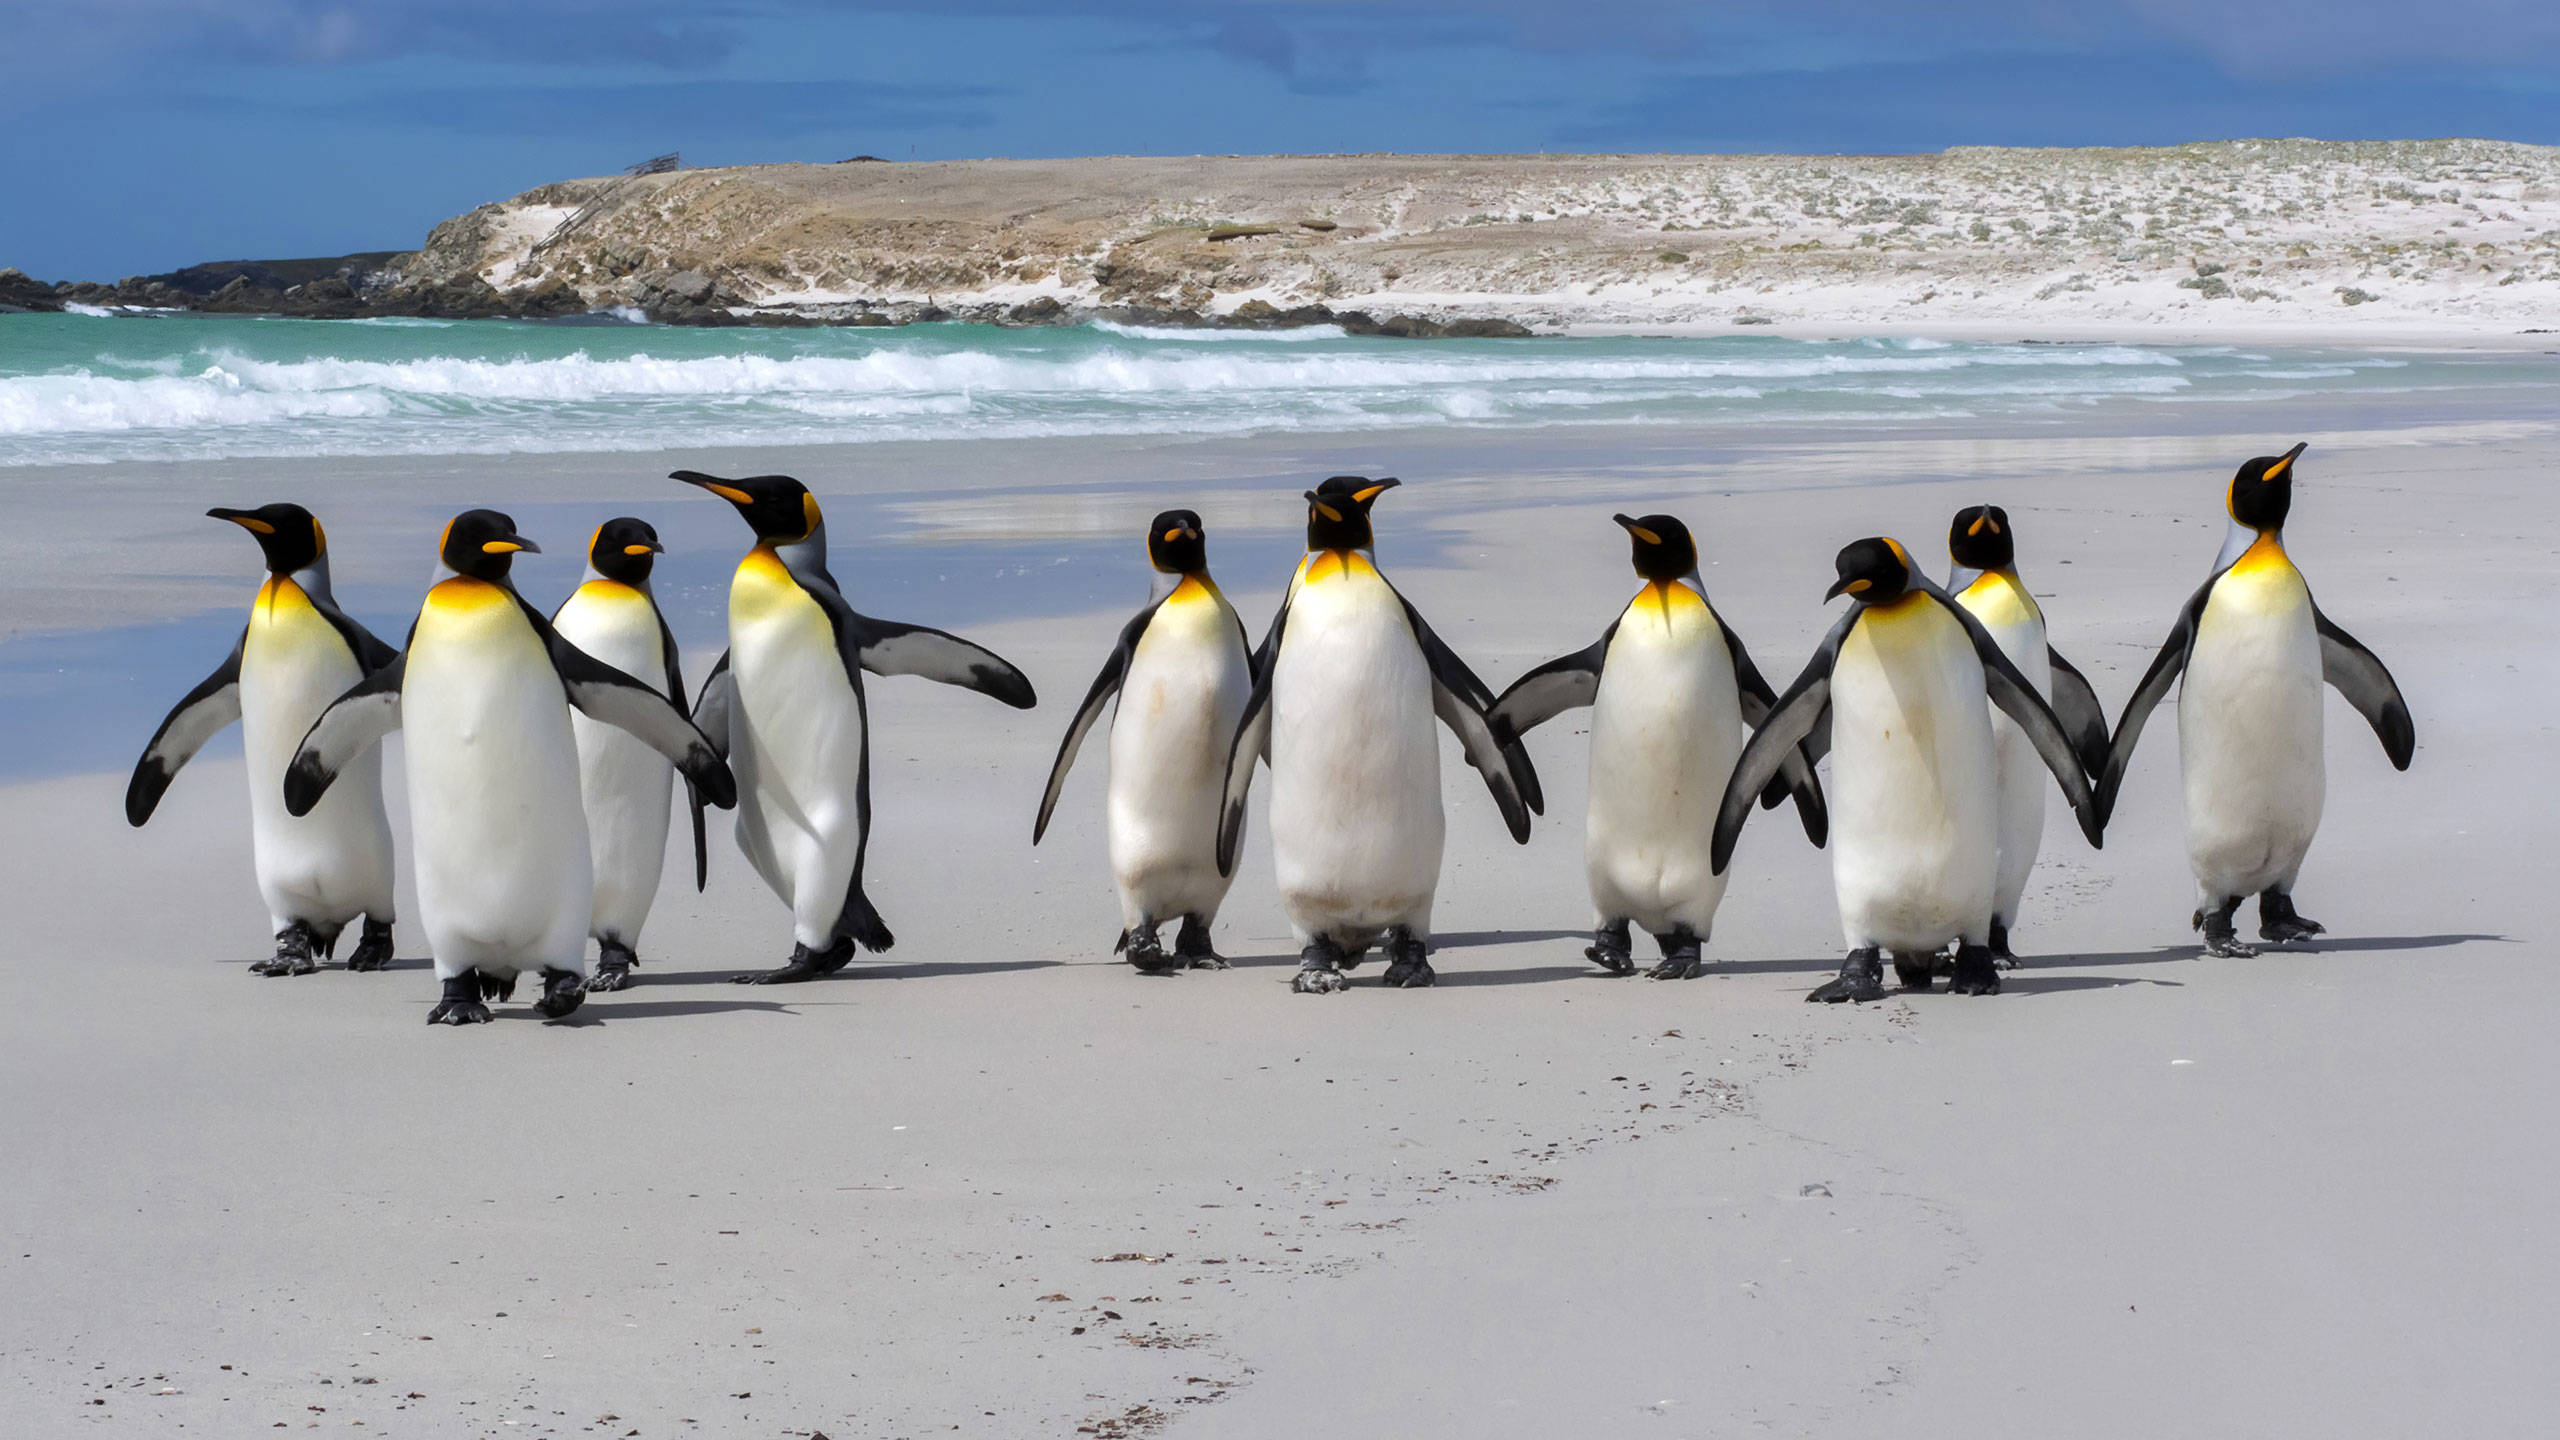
xmin=0 ymin=314 xmax=2447 ymax=466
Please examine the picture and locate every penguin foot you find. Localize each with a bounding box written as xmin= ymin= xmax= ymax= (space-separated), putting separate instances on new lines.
xmin=345 ymin=918 xmax=395 ymax=973
xmin=533 ymin=968 xmax=587 ymax=1019
xmin=427 ymin=972 xmax=494 ymax=1026
xmin=587 ymin=942 xmax=637 ymax=993
xmin=1809 ymin=948 xmax=1885 ymax=1004
xmin=1586 ymin=922 xmax=1635 ymax=977
xmin=1381 ymin=929 xmax=1435 ymax=989
xmin=1647 ymin=930 xmax=1704 ymax=981
xmin=2257 ymin=891 xmax=2326 ymax=946
xmin=1174 ymin=916 xmax=1227 ymax=970
xmin=253 ymin=923 xmax=319 ymax=977
xmin=1893 ymin=951 xmax=1936 ymax=992
xmin=1987 ymin=921 xmax=2020 ymax=971
xmin=1125 ymin=927 xmax=1183 ymax=975
xmin=2193 ymin=899 xmax=2256 ymax=958
xmin=733 ymin=939 xmax=852 ymax=985
xmin=1293 ymin=941 xmax=1349 ymax=995
xmin=480 ymin=971 xmax=518 ymax=1002
xmin=1949 ymin=944 xmax=2002 ymax=997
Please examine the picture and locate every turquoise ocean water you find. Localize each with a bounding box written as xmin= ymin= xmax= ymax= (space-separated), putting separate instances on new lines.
xmin=4 ymin=311 xmax=2548 ymax=468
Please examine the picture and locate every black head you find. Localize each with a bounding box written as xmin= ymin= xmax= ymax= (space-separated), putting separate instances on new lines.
xmin=588 ymin=517 xmax=663 ymax=585
xmin=1825 ymin=536 xmax=1917 ymax=604
xmin=1947 ymin=504 xmax=2015 ymax=573
xmin=675 ymin=470 xmax=823 ymax=545
xmin=1612 ymin=513 xmax=1697 ymax=582
xmin=439 ymin=509 xmax=539 ymax=582
xmin=207 ymin=503 xmax=326 ymax=575
xmin=1305 ymin=475 xmax=1398 ymax=552
xmin=2226 ymin=443 xmax=2305 ymax=533
xmin=1147 ymin=509 xmax=1208 ymax=575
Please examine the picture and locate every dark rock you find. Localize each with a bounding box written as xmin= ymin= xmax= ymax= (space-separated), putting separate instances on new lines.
xmin=1337 ymin=312 xmax=1531 ymax=339
xmin=1230 ymin=299 xmax=1278 ymax=322
xmin=1006 ymin=295 xmax=1067 ymax=325
xmin=1298 ymin=219 xmax=1339 ymax=232
xmin=0 ymin=268 xmax=64 ymax=312
xmin=659 ymin=270 xmax=716 ymax=305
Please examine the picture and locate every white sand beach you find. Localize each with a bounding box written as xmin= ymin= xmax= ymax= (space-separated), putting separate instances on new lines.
xmin=3 ymin=378 xmax=2556 ymax=1438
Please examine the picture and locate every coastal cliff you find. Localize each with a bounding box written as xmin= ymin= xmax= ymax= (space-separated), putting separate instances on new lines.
xmin=21 ymin=140 xmax=2560 ymax=333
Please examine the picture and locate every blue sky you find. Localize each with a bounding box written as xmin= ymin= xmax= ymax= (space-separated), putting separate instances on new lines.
xmin=5 ymin=1 xmax=2556 ymax=281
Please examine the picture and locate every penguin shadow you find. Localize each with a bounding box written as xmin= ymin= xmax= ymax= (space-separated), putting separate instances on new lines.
xmin=1987 ymin=973 xmax=2186 ymax=996
xmin=637 ymin=959 xmax=1060 ymax=988
xmin=1430 ymin=931 xmax=1638 ymax=987
xmin=542 ymin=998 xmax=800 ymax=1024
xmin=2038 ymin=933 xmax=2509 ymax=967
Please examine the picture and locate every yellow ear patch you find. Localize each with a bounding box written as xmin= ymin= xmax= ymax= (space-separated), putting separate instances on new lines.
xmin=481 ymin=540 xmax=526 ymax=555
xmin=800 ymin=491 xmax=824 ymax=536
xmin=1352 ymin=484 xmax=1389 ymax=504
xmin=310 ymin=518 xmax=327 ymax=552
xmin=1882 ymin=537 xmax=1910 ymax=567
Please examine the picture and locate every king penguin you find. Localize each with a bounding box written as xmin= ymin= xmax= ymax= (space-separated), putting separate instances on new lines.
xmin=127 ymin=503 xmax=399 ymax=976
xmin=550 ymin=517 xmax=707 ymax=992
xmin=1943 ymin=505 xmax=2110 ymax=965
xmin=1491 ymin=513 xmax=1826 ymax=980
xmin=1714 ymin=537 xmax=2104 ymax=1002
xmin=1216 ymin=476 xmax=1541 ymax=994
xmin=2097 ymin=444 xmax=2414 ymax=956
xmin=284 ymin=510 xmax=735 ymax=1024
xmin=1035 ymin=510 xmax=1252 ymax=972
xmin=674 ymin=471 xmax=1037 ymax=983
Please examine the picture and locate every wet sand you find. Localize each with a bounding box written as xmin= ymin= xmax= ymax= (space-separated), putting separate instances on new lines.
xmin=2 ymin=389 xmax=2554 ymax=1437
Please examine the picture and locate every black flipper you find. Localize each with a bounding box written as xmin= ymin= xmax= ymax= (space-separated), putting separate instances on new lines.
xmin=1395 ymin=590 xmax=1543 ymax=827
xmin=2044 ymin=644 xmax=2111 ymax=776
xmin=1712 ymin=608 xmax=1855 ymax=875
xmin=1214 ymin=596 xmax=1289 ymax=878
xmin=1035 ymin=601 xmax=1159 ymax=843
xmin=2097 ymin=574 xmax=2218 ymax=826
xmin=652 ymin=607 xmax=710 ymax=892
xmin=514 ymin=597 xmax=736 ymax=811
xmin=1719 ymin=613 xmax=1828 ymax=844
xmin=835 ymin=670 xmax=892 ymax=951
xmin=2313 ymin=603 xmax=2415 ymax=770
xmin=1940 ymin=595 xmax=2104 ymax=849
xmin=127 ymin=632 xmax=245 ymax=826
xmin=839 ymin=608 xmax=1037 ymax=710
xmin=310 ymin=594 xmax=401 ymax=675
xmin=1487 ymin=628 xmax=1609 ymax=739
xmin=283 ymin=656 xmax=406 ymax=817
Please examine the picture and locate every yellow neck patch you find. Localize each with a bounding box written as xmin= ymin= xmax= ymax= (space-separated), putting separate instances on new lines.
xmin=425 ymin=575 xmax=510 ymax=613
xmin=2227 ymin=530 xmax=2293 ymax=578
xmin=1166 ymin=573 xmax=1224 ymax=606
xmin=1299 ymin=549 xmax=1376 ymax=584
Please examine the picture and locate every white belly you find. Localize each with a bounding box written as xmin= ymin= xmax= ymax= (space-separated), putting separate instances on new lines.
xmin=1267 ymin=557 xmax=1443 ymax=944
xmin=555 ymin=583 xmax=675 ymax=946
xmin=1585 ymin=588 xmax=1744 ymax=936
xmin=2179 ymin=559 xmax=2325 ymax=899
xmin=238 ymin=580 xmax=395 ymax=936
xmin=1827 ymin=600 xmax=1999 ymax=953
xmin=1106 ymin=587 xmax=1250 ymax=928
xmin=403 ymin=583 xmax=591 ymax=979
xmin=728 ymin=550 xmax=866 ymax=947
xmin=1955 ymin=574 xmax=2051 ymax=928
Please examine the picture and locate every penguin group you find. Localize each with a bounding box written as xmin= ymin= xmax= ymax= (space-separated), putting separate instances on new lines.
xmin=130 ymin=445 xmax=2414 ymax=1018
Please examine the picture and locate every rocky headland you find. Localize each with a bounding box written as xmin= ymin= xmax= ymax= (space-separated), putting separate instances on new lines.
xmin=12 ymin=140 xmax=2560 ymax=334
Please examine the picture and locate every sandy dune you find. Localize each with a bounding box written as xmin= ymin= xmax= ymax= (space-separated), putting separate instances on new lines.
xmin=392 ymin=141 xmax=2560 ymax=337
